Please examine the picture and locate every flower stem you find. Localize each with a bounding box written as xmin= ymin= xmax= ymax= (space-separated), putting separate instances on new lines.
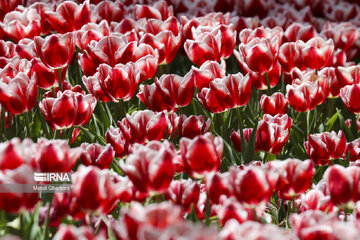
xmin=24 ymin=111 xmax=32 ymax=138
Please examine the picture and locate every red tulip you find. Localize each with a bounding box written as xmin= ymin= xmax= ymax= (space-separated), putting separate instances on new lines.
xmin=298 ymin=37 xmax=334 ymax=70
xmin=320 ymin=66 xmax=360 ymax=98
xmin=0 ymin=165 xmax=39 ymax=214
xmin=197 ymin=73 xmax=252 ymax=113
xmin=239 ymin=26 xmax=283 ymax=45
xmin=180 ymin=132 xmax=223 ymax=178
xmin=30 ymin=58 xmax=67 ymax=90
xmin=321 ymin=22 xmax=358 ymax=51
xmin=190 ymin=60 xmax=226 ymax=90
xmin=0 ymin=138 xmax=35 ymax=170
xmin=75 ymin=20 xmax=110 ymax=50
xmin=34 ymin=32 xmax=75 ymax=70
xmin=325 ymin=165 xmax=360 ymax=208
xmin=92 ymin=0 xmax=125 ymax=23
xmin=178 ymin=114 xmax=211 ymax=139
xmin=278 ymin=42 xmax=304 ymax=73
xmin=32 ymin=138 xmax=81 ymax=173
xmin=286 ymin=73 xmax=328 ymax=112
xmin=105 ymin=126 xmax=129 ymax=158
xmin=138 ymin=73 xmax=194 ymax=112
xmin=268 ymin=159 xmax=314 ymax=200
xmin=80 ymin=143 xmax=114 ymax=169
xmin=39 ymin=90 xmax=97 ymax=130
xmin=133 ymin=1 xmax=173 ymax=21
xmin=284 ymin=22 xmax=316 ymax=42
xmin=304 ymin=130 xmax=347 ymax=166
xmin=118 ymin=110 xmax=174 ymax=144
xmin=205 ymin=171 xmax=232 ymax=204
xmin=232 ymin=166 xmax=274 ymax=207
xmin=120 ymin=141 xmax=176 ymax=195
xmin=260 ymin=92 xmax=288 ymax=115
xmin=0 ymin=40 xmax=15 ymax=58
xmin=300 ymin=189 xmax=336 ymax=213
xmin=15 ymin=38 xmax=37 ymax=60
xmin=256 ymin=114 xmax=292 ymax=155
xmin=83 ymin=62 xmax=139 ymax=102
xmin=344 ymin=138 xmax=360 ymax=162
xmin=230 ymin=128 xmax=256 ymax=153
xmin=45 ymin=0 xmax=91 ymax=33
xmin=72 ymin=165 xmax=130 ymax=214
xmin=340 ymin=83 xmax=360 ymax=114
xmin=52 ymin=225 xmax=95 ymax=240
xmin=0 ymin=71 xmax=37 ymax=115
xmin=166 ymin=179 xmax=200 ymax=212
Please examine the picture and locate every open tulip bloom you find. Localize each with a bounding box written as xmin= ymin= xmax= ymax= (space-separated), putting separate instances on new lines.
xmin=1 ymin=0 xmax=360 ymax=239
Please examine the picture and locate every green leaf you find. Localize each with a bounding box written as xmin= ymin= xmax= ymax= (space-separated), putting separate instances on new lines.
xmin=326 ymin=111 xmax=339 ymax=132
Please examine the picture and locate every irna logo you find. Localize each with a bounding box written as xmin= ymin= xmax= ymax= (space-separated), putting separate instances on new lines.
xmin=34 ymin=172 xmax=71 ymax=182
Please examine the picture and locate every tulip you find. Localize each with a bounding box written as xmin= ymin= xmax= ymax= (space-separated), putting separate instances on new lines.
xmin=92 ymin=1 xmax=125 ymax=23
xmin=0 ymin=138 xmax=35 ymax=170
xmin=0 ymin=71 xmax=37 ymax=115
xmin=284 ymin=22 xmax=316 ymax=42
xmin=0 ymin=40 xmax=15 ymax=58
xmin=15 ymin=38 xmax=36 ymax=60
xmin=205 ymin=171 xmax=232 ymax=204
xmin=230 ymin=128 xmax=256 ymax=153
xmin=184 ymin=33 xmax=220 ymax=66
xmin=232 ymin=166 xmax=274 ymax=206
xmin=120 ymin=141 xmax=176 ymax=195
xmin=105 ymin=126 xmax=129 ymax=158
xmin=133 ymin=1 xmax=173 ymax=20
xmin=278 ymin=42 xmax=304 ymax=73
xmin=138 ymin=73 xmax=194 ymax=112
xmin=256 ymin=114 xmax=292 ymax=155
xmin=286 ymin=73 xmax=328 ymax=112
xmin=268 ymin=159 xmax=315 ymax=200
xmin=304 ymin=130 xmax=346 ymax=165
xmin=180 ymin=132 xmax=223 ymax=178
xmin=80 ymin=143 xmax=114 ymax=169
xmin=321 ymin=22 xmax=358 ymax=51
xmin=344 ymin=138 xmax=360 ymax=162
xmin=83 ymin=62 xmax=139 ymax=102
xmin=39 ymin=90 xmax=97 ymax=130
xmin=178 ymin=114 xmax=211 ymax=139
xmin=340 ymin=83 xmax=360 ymax=114
xmin=197 ymin=73 xmax=252 ymax=113
xmin=32 ymin=138 xmax=82 ymax=173
xmin=75 ymin=20 xmax=110 ymax=50
xmin=239 ymin=26 xmax=283 ymax=45
xmin=72 ymin=165 xmax=132 ymax=213
xmin=44 ymin=0 xmax=91 ymax=33
xmin=0 ymin=165 xmax=39 ymax=213
xmin=298 ymin=37 xmax=334 ymax=70
xmin=300 ymin=189 xmax=336 ymax=213
xmin=166 ymin=179 xmax=200 ymax=212
xmin=325 ymin=165 xmax=360 ymax=209
xmin=30 ymin=58 xmax=67 ymax=90
xmin=260 ymin=92 xmax=288 ymax=115
xmin=190 ymin=60 xmax=226 ymax=90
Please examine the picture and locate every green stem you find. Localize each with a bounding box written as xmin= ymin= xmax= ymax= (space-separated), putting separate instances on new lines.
xmin=205 ymin=197 xmax=211 ymax=226
xmin=43 ymin=194 xmax=53 ymax=240
xmin=0 ymin=107 xmax=5 ymax=139
xmin=118 ymin=100 xmax=126 ymax=121
xmin=24 ymin=111 xmax=32 ymax=138
xmin=264 ymin=72 xmax=271 ymax=95
xmin=57 ymin=68 xmax=62 ymax=92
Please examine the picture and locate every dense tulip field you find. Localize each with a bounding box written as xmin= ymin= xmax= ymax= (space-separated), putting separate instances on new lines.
xmin=1 ymin=0 xmax=360 ymax=239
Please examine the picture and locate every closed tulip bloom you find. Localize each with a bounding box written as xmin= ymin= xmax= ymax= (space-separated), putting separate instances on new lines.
xmin=138 ymin=73 xmax=194 ymax=112
xmin=44 ymin=0 xmax=91 ymax=33
xmin=133 ymin=1 xmax=173 ymax=20
xmin=304 ymin=130 xmax=346 ymax=166
xmin=180 ymin=132 xmax=223 ymax=179
xmin=286 ymin=73 xmax=328 ymax=112
xmin=268 ymin=159 xmax=315 ymax=200
xmin=197 ymin=73 xmax=252 ymax=113
xmin=300 ymin=189 xmax=336 ymax=213
xmin=92 ymin=1 xmax=125 ymax=23
xmin=260 ymin=92 xmax=288 ymax=115
xmin=105 ymin=126 xmax=129 ymax=158
xmin=0 ymin=138 xmax=35 ymax=170
xmin=0 ymin=165 xmax=39 ymax=214
xmin=0 ymin=40 xmax=15 ymax=58
xmin=0 ymin=71 xmax=37 ymax=115
xmin=34 ymin=32 xmax=75 ymax=70
xmin=256 ymin=114 xmax=292 ymax=155
xmin=39 ymin=90 xmax=97 ymax=130
xmin=325 ymin=165 xmax=360 ymax=209
xmin=166 ymin=179 xmax=201 ymax=212
xmin=298 ymin=37 xmax=334 ymax=70
xmin=83 ymin=62 xmax=139 ymax=102
xmin=72 ymin=165 xmax=130 ymax=214
xmin=239 ymin=26 xmax=283 ymax=45
xmin=278 ymin=42 xmax=304 ymax=73
xmin=30 ymin=58 xmax=67 ymax=90
xmin=120 ymin=141 xmax=176 ymax=195
xmin=75 ymin=20 xmax=110 ymax=50
xmin=178 ymin=114 xmax=211 ymax=139
xmin=32 ymin=138 xmax=82 ymax=173
xmin=230 ymin=128 xmax=256 ymax=153
xmin=190 ymin=60 xmax=226 ymax=90
xmin=80 ymin=143 xmax=114 ymax=169
xmin=284 ymin=22 xmax=316 ymax=42
xmin=340 ymin=83 xmax=360 ymax=114
xmin=232 ymin=166 xmax=274 ymax=207
xmin=205 ymin=171 xmax=232 ymax=204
